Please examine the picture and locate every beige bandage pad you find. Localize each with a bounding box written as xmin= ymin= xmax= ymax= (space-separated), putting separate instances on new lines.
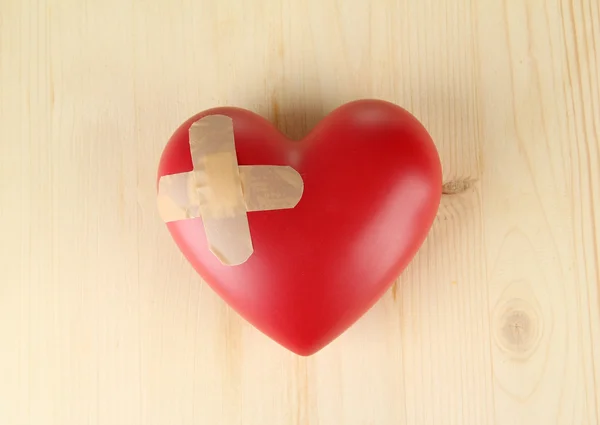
xmin=157 ymin=115 xmax=304 ymax=266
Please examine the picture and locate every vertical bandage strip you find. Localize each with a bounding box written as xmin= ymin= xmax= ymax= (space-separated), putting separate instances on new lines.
xmin=157 ymin=115 xmax=304 ymax=266
xmin=189 ymin=115 xmax=253 ymax=265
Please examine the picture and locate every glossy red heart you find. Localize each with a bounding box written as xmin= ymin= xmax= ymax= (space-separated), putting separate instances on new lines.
xmin=157 ymin=99 xmax=442 ymax=355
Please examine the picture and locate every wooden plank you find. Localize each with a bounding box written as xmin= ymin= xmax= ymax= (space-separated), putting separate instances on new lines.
xmin=0 ymin=0 xmax=598 ymax=424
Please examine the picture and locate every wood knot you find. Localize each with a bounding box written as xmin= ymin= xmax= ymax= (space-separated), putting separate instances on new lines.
xmin=493 ymin=298 xmax=542 ymax=360
xmin=442 ymin=179 xmax=476 ymax=195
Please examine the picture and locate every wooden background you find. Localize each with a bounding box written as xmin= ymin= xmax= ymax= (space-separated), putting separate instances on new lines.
xmin=1 ymin=0 xmax=599 ymax=424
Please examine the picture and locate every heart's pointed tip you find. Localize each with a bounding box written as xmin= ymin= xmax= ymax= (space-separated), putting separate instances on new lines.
xmin=286 ymin=344 xmax=323 ymax=357
xmin=276 ymin=336 xmax=331 ymax=357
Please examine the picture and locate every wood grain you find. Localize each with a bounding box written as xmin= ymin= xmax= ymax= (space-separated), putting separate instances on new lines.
xmin=0 ymin=0 xmax=598 ymax=424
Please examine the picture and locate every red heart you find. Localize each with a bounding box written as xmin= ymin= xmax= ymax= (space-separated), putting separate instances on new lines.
xmin=157 ymin=99 xmax=442 ymax=355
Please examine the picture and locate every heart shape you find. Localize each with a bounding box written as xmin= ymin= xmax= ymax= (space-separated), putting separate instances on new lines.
xmin=157 ymin=99 xmax=442 ymax=355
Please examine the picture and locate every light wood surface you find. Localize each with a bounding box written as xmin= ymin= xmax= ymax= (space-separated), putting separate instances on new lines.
xmin=1 ymin=0 xmax=599 ymax=424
